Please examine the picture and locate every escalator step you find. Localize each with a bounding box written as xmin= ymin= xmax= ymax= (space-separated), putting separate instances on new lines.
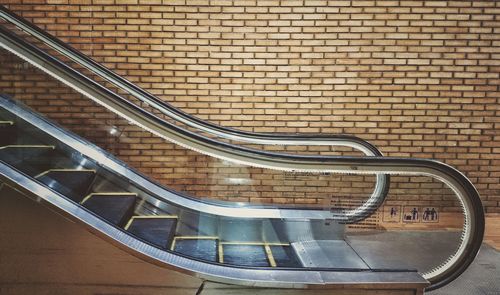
xmin=172 ymin=238 xmax=218 ymax=262
xmin=36 ymin=169 xmax=96 ymax=203
xmin=81 ymin=193 xmax=137 ymax=227
xmin=125 ymin=216 xmax=177 ymax=249
xmin=222 ymin=244 xmax=270 ymax=267
xmin=0 ymin=121 xmax=15 ymax=146
xmin=0 ymin=146 xmax=55 ymax=176
xmin=270 ymin=245 xmax=302 ymax=268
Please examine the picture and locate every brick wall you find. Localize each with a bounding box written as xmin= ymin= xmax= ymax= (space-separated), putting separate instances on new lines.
xmin=0 ymin=1 xmax=498 ymax=222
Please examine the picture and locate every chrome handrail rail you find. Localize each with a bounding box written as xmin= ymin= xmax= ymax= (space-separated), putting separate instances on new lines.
xmin=0 ymin=8 xmax=389 ymax=223
xmin=0 ymin=118 xmax=484 ymax=290
xmin=0 ymin=92 xmax=485 ymax=289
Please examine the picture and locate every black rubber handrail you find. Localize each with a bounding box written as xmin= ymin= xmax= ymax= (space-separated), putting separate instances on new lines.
xmin=0 ymin=5 xmax=385 ymax=151
xmin=0 ymin=91 xmax=484 ymax=291
xmin=0 ymin=5 xmax=390 ymax=223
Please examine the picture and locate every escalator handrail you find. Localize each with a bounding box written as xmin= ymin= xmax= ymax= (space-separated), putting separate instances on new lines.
xmin=0 ymin=12 xmax=390 ymax=223
xmin=0 ymin=4 xmax=391 ymax=223
xmin=0 ymin=5 xmax=386 ymax=152
xmin=0 ymin=123 xmax=484 ymax=291
xmin=0 ymin=162 xmax=429 ymax=289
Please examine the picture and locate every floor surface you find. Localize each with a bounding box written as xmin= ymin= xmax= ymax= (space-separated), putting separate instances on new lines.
xmin=0 ymin=186 xmax=498 ymax=294
xmin=428 ymin=244 xmax=499 ymax=295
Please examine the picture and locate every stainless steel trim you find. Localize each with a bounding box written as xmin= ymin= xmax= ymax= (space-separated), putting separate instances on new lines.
xmin=0 ymin=8 xmax=389 ymax=223
xmin=0 ymin=162 xmax=431 ymax=288
xmin=0 ymin=145 xmax=481 ymax=289
xmin=0 ymin=31 xmax=385 ymax=222
xmin=0 ymin=94 xmax=484 ymax=288
xmin=0 ymin=95 xmax=337 ymax=220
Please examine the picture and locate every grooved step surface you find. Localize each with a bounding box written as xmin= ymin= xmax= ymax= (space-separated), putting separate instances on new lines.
xmin=126 ymin=217 xmax=177 ymax=249
xmin=270 ymin=245 xmax=302 ymax=268
xmin=174 ymin=239 xmax=218 ymax=262
xmin=37 ymin=170 xmax=96 ymax=203
xmin=292 ymin=240 xmax=369 ymax=269
xmin=222 ymin=244 xmax=270 ymax=267
xmin=82 ymin=194 xmax=137 ymax=227
xmin=0 ymin=146 xmax=55 ymax=176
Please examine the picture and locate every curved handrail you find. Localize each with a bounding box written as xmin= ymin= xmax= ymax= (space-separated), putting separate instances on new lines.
xmin=0 ymin=5 xmax=385 ymax=149
xmin=0 ymin=91 xmax=485 ymax=289
xmin=0 ymin=9 xmax=390 ymax=223
xmin=0 ymin=142 xmax=484 ymax=290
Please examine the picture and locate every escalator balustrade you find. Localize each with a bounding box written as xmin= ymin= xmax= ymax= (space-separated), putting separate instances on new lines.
xmin=0 ymin=92 xmax=484 ymax=290
xmin=0 ymin=109 xmax=304 ymax=269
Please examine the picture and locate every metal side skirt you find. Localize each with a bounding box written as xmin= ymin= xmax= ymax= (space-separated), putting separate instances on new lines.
xmin=0 ymin=161 xmax=428 ymax=288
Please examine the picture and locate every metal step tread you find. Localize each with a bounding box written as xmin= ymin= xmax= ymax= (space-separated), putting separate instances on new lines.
xmin=81 ymin=192 xmax=137 ymax=226
xmin=35 ymin=169 xmax=96 ymax=202
xmin=125 ymin=215 xmax=178 ymax=249
xmin=172 ymin=236 xmax=219 ymax=262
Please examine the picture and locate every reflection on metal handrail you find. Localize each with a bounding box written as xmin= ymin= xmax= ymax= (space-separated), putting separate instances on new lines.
xmin=0 ymin=5 xmax=389 ymax=223
xmin=0 ymin=94 xmax=484 ymax=290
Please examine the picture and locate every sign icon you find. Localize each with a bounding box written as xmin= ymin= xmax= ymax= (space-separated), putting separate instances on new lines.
xmin=403 ymin=206 xmax=420 ymax=223
xmin=383 ymin=205 xmax=401 ymax=223
xmin=422 ymin=207 xmax=439 ymax=223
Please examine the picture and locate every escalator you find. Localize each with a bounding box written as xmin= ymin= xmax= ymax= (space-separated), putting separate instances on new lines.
xmin=0 ymin=5 xmax=485 ymax=292
xmin=0 ymin=94 xmax=406 ymax=285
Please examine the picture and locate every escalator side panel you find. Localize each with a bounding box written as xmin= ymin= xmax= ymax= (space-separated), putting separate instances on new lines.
xmin=0 ymin=121 xmax=15 ymax=146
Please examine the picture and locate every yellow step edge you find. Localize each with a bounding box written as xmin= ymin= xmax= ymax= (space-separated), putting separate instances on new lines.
xmin=264 ymin=244 xmax=277 ymax=267
xmin=0 ymin=145 xmax=55 ymax=150
xmin=124 ymin=215 xmax=178 ymax=230
xmin=174 ymin=236 xmax=219 ymax=240
xmin=170 ymin=238 xmax=177 ymax=251
xmin=221 ymin=241 xmax=290 ymax=247
xmin=34 ymin=168 xmax=96 ymax=179
xmin=0 ymin=121 xmax=14 ymax=125
xmin=80 ymin=192 xmax=138 ymax=204
xmin=218 ymin=242 xmax=224 ymax=264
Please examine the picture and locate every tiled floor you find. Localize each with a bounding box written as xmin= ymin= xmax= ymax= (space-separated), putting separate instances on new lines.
xmin=346 ymin=231 xmax=499 ymax=294
xmin=428 ymin=244 xmax=500 ymax=295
